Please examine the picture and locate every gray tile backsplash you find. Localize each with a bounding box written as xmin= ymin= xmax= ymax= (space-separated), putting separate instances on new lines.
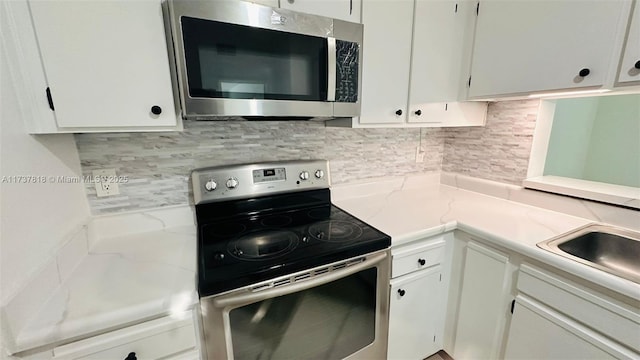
xmin=443 ymin=99 xmax=540 ymax=185
xmin=76 ymin=100 xmax=540 ymax=214
xmin=76 ymin=121 xmax=444 ymax=214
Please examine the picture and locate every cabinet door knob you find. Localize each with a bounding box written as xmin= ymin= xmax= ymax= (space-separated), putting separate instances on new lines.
xmin=418 ymin=258 xmax=426 ymax=266
xmin=125 ymin=352 xmax=137 ymax=360
xmin=398 ymin=289 xmax=406 ymax=297
xmin=151 ymin=105 xmax=162 ymax=115
xmin=414 ymin=110 xmax=422 ymax=116
xmin=635 ymin=60 xmax=640 ymax=70
xmin=395 ymin=109 xmax=403 ymax=116
xmin=578 ymin=68 xmax=590 ymax=77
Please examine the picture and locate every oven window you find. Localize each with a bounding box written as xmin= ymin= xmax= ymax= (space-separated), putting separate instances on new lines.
xmin=181 ymin=17 xmax=328 ymax=101
xmin=229 ymin=268 xmax=377 ymax=359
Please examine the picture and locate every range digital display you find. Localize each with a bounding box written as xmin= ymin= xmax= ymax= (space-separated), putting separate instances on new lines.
xmin=253 ymin=168 xmax=286 ymax=183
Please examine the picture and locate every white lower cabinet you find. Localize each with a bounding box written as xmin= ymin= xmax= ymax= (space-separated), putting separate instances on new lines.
xmin=505 ymin=295 xmax=633 ymax=359
xmin=504 ymin=264 xmax=640 ymax=359
xmin=388 ymin=236 xmax=446 ymax=359
xmin=51 ymin=312 xmax=197 ymax=360
xmin=388 ymin=266 xmax=443 ymax=359
xmin=452 ymin=241 xmax=512 ymax=360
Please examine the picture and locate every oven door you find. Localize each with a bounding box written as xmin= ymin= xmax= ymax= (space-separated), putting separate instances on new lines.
xmin=199 ymin=250 xmax=390 ymax=360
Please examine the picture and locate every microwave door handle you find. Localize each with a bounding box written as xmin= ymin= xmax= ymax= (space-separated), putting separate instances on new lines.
xmin=327 ymin=37 xmax=336 ymax=102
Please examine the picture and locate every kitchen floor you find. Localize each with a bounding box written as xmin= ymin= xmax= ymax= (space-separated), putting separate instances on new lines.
xmin=425 ymin=350 xmax=454 ymax=360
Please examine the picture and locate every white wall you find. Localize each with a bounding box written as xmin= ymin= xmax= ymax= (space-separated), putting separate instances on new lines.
xmin=0 ymin=44 xmax=90 ymax=307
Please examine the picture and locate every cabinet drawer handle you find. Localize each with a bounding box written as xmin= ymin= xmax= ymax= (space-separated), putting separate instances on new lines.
xmin=414 ymin=110 xmax=422 ymax=116
xmin=635 ymin=60 xmax=640 ymax=70
xmin=395 ymin=109 xmax=403 ymax=116
xmin=151 ymin=105 xmax=162 ymax=115
xmin=398 ymin=289 xmax=406 ymax=297
xmin=578 ymin=68 xmax=590 ymax=77
xmin=418 ymin=258 xmax=426 ymax=266
xmin=125 ymin=352 xmax=137 ymax=360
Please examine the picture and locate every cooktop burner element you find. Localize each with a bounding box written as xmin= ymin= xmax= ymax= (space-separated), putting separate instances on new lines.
xmin=228 ymin=230 xmax=298 ymax=260
xmin=193 ymin=160 xmax=391 ymax=297
xmin=309 ymin=220 xmax=363 ymax=242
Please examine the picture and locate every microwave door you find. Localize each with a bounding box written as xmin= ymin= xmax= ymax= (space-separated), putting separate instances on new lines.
xmin=327 ymin=37 xmax=336 ymax=102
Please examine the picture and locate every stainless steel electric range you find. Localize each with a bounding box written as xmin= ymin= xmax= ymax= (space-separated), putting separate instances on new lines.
xmin=192 ymin=160 xmax=391 ymax=360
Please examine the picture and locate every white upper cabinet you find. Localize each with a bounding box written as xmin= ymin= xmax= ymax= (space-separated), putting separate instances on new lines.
xmin=352 ymin=0 xmax=487 ymax=127
xmin=468 ymin=0 xmax=631 ymax=98
xmin=244 ymin=0 xmax=279 ymax=7
xmin=358 ymin=0 xmax=414 ymax=125
xmin=617 ymin=1 xmax=640 ymax=85
xmin=28 ymin=0 xmax=178 ymax=131
xmin=408 ymin=0 xmax=486 ymax=126
xmin=280 ymin=0 xmax=362 ymax=23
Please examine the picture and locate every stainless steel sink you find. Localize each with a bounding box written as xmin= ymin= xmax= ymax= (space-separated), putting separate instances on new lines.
xmin=537 ymin=224 xmax=640 ymax=284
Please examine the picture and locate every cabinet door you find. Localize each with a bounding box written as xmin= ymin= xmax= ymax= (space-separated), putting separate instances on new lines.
xmin=280 ymin=0 xmax=361 ymax=23
xmin=453 ymin=242 xmax=510 ymax=360
xmin=359 ymin=0 xmax=413 ymax=124
xmin=618 ymin=1 xmax=640 ymax=84
xmin=469 ymin=0 xmax=629 ymax=98
xmin=505 ymin=296 xmax=637 ymax=359
xmin=406 ymin=0 xmax=487 ymax=127
xmin=29 ymin=0 xmax=177 ymax=129
xmin=245 ymin=0 xmax=279 ymax=7
xmin=52 ymin=314 xmax=196 ymax=360
xmin=388 ymin=266 xmax=443 ymax=360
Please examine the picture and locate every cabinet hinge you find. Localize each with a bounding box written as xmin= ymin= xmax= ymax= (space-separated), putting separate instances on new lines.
xmin=468 ymin=76 xmax=472 ymax=87
xmin=439 ymin=274 xmax=442 ymax=281
xmin=455 ymin=3 xmax=458 ymax=13
xmin=45 ymin=87 xmax=55 ymax=111
xmin=476 ymin=2 xmax=480 ymax=15
xmin=433 ymin=335 xmax=436 ymax=342
xmin=510 ymin=299 xmax=516 ymax=314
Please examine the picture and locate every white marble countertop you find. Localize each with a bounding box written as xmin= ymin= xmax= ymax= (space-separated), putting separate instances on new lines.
xmin=332 ymin=175 xmax=640 ymax=301
xmin=12 ymin=209 xmax=198 ymax=353
xmin=12 ymin=173 xmax=640 ymax=353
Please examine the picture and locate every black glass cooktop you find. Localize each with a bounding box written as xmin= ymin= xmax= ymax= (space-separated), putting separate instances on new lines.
xmin=195 ymin=189 xmax=390 ymax=297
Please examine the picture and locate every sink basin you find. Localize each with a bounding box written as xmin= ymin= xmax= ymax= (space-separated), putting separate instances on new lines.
xmin=537 ymin=224 xmax=640 ymax=284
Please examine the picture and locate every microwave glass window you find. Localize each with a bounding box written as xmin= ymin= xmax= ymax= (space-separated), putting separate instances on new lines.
xmin=228 ymin=268 xmax=377 ymax=360
xmin=181 ymin=17 xmax=328 ymax=101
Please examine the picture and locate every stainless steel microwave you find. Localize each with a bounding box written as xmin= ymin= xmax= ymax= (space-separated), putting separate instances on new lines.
xmin=165 ymin=0 xmax=363 ymax=120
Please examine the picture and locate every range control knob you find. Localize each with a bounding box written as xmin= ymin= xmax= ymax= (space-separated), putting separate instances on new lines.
xmin=314 ymin=170 xmax=325 ymax=179
xmin=204 ymin=179 xmax=217 ymax=192
xmin=299 ymin=171 xmax=310 ymax=180
xmin=226 ymin=177 xmax=239 ymax=189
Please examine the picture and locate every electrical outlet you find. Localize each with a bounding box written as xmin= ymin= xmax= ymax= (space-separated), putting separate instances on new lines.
xmin=415 ymin=146 xmax=425 ymax=163
xmin=94 ymin=169 xmax=120 ymax=197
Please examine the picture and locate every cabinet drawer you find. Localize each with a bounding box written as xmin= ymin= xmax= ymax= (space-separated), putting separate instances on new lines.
xmin=392 ymin=239 xmax=444 ymax=278
xmin=53 ymin=312 xmax=196 ymax=360
xmin=518 ymin=264 xmax=640 ymax=353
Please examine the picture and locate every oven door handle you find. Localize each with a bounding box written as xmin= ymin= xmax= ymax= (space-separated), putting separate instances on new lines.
xmin=327 ymin=37 xmax=336 ymax=102
xmin=212 ymin=251 xmax=387 ymax=308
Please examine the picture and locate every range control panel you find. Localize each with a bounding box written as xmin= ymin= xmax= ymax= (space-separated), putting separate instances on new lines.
xmin=192 ymin=160 xmax=330 ymax=204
